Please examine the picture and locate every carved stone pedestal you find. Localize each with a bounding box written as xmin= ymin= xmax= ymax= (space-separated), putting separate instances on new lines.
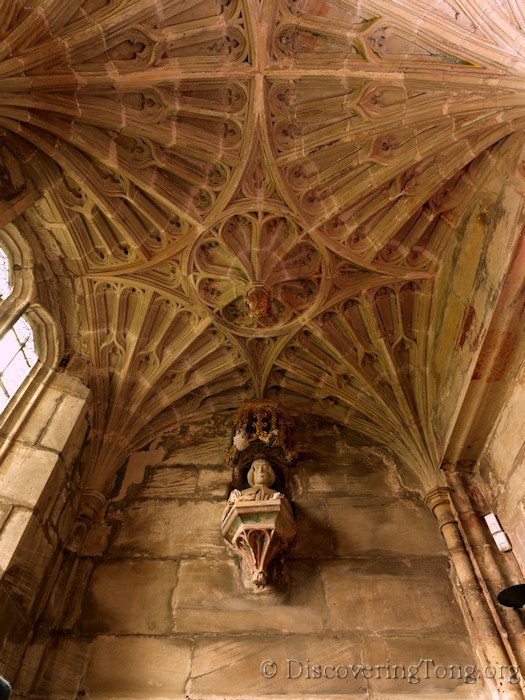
xmin=221 ymin=497 xmax=296 ymax=588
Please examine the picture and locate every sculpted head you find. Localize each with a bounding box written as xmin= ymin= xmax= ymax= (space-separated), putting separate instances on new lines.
xmin=248 ymin=458 xmax=276 ymax=488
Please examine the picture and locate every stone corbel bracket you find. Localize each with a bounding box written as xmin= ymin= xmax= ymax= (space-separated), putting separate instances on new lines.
xmin=221 ymin=496 xmax=296 ymax=589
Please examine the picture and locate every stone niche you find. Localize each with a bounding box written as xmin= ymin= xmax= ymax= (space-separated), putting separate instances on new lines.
xmin=29 ymin=413 xmax=488 ymax=699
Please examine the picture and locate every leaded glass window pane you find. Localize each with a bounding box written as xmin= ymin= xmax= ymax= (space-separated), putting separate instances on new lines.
xmin=0 ymin=315 xmax=37 ymax=412
xmin=0 ymin=247 xmax=12 ymax=301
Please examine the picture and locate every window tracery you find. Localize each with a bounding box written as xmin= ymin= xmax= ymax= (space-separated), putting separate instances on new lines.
xmin=0 ymin=315 xmax=37 ymax=413
xmin=0 ymin=242 xmax=38 ymax=415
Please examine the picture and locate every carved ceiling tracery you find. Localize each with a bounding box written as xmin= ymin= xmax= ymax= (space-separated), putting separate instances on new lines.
xmin=189 ymin=211 xmax=326 ymax=335
xmin=2 ymin=0 xmax=525 ymax=491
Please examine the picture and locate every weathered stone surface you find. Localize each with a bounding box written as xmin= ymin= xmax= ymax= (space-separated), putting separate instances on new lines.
xmin=326 ymin=496 xmax=446 ymax=556
xmin=38 ymin=393 xmax=87 ymax=452
xmin=0 ymin=443 xmax=59 ymax=508
xmin=195 ymin=467 xmax=231 ymax=498
xmin=320 ymin=558 xmax=466 ymax=635
xmin=299 ymin=459 xmax=393 ymax=497
xmin=0 ymin=504 xmax=12 ymax=531
xmin=0 ymin=508 xmax=32 ymax=575
xmin=189 ymin=635 xmax=365 ymax=698
xmin=139 ymin=466 xmax=197 ymax=499
xmin=506 ymin=505 xmax=525 ymax=577
xmin=48 ymin=370 xmax=91 ymax=399
xmin=34 ymin=456 xmax=67 ymax=529
xmin=32 ymin=637 xmax=91 ymax=698
xmin=58 ymin=558 xmax=95 ymax=632
xmin=487 ymin=385 xmax=525 ymax=486
xmin=81 ymin=559 xmax=178 ymax=634
xmin=2 ymin=515 xmax=54 ymax=615
xmin=0 ymin=584 xmax=32 ymax=679
xmin=172 ymin=558 xmax=324 ymax=634
xmin=294 ymin=420 xmax=383 ymax=454
xmin=112 ymin=442 xmax=167 ymax=502
xmin=11 ymin=386 xmax=63 ymax=447
xmin=161 ymin=437 xmax=228 ymax=467
xmin=110 ymin=500 xmax=225 ymax=557
xmin=83 ymin=636 xmax=192 ymax=698
xmin=364 ymin=636 xmax=491 ymax=698
xmin=289 ymin=498 xmax=336 ymax=558
xmin=13 ymin=628 xmax=49 ymax=695
xmin=59 ymin=408 xmax=90 ymax=472
xmin=42 ymin=482 xmax=72 ymax=539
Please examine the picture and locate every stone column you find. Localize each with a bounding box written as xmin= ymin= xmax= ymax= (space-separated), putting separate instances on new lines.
xmin=446 ymin=470 xmax=525 ymax=673
xmin=425 ymin=487 xmax=523 ymax=698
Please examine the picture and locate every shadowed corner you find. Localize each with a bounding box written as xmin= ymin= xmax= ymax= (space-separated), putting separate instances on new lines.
xmin=0 ymin=677 xmax=11 ymax=700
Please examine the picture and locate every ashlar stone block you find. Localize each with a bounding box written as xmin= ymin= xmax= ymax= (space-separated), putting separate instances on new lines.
xmin=1 ymin=514 xmax=54 ymax=615
xmin=0 ymin=443 xmax=59 ymax=508
xmin=364 ymin=636 xmax=492 ymax=698
xmin=320 ymin=558 xmax=466 ymax=635
xmin=326 ymin=496 xmax=445 ymax=556
xmin=172 ymin=558 xmax=324 ymax=634
xmin=82 ymin=635 xmax=192 ymax=698
xmin=38 ymin=393 xmax=87 ymax=452
xmin=189 ymin=634 xmax=365 ymax=698
xmin=0 ymin=508 xmax=32 ymax=576
xmin=32 ymin=637 xmax=91 ymax=698
xmin=110 ymin=499 xmax=225 ymax=557
xmin=81 ymin=559 xmax=178 ymax=634
xmin=138 ymin=466 xmax=197 ymax=499
xmin=9 ymin=386 xmax=63 ymax=447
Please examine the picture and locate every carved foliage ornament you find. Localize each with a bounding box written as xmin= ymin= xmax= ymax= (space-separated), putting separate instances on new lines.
xmin=190 ymin=212 xmax=324 ymax=335
xmin=226 ymin=398 xmax=296 ymax=467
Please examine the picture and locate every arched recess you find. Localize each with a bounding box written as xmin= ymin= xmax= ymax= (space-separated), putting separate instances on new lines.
xmin=26 ymin=409 xmax=483 ymax=699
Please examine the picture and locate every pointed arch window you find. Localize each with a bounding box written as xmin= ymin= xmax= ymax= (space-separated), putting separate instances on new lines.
xmin=0 ymin=244 xmax=38 ymax=413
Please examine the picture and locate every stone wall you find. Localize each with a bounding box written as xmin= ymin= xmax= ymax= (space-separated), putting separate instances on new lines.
xmin=0 ymin=368 xmax=89 ymax=683
xmin=478 ymin=367 xmax=525 ymax=573
xmin=33 ymin=415 xmax=490 ymax=698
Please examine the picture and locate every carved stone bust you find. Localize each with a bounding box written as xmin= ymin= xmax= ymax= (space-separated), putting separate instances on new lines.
xmin=228 ymin=458 xmax=283 ymax=504
xmin=221 ymin=454 xmax=296 ymax=588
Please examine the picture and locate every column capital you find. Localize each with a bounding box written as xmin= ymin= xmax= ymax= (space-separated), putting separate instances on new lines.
xmin=424 ymin=486 xmax=451 ymax=512
xmin=424 ymin=486 xmax=459 ymax=530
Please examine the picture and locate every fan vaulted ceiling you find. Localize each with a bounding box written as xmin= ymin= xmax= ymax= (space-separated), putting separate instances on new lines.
xmin=2 ymin=0 xmax=525 ymax=493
